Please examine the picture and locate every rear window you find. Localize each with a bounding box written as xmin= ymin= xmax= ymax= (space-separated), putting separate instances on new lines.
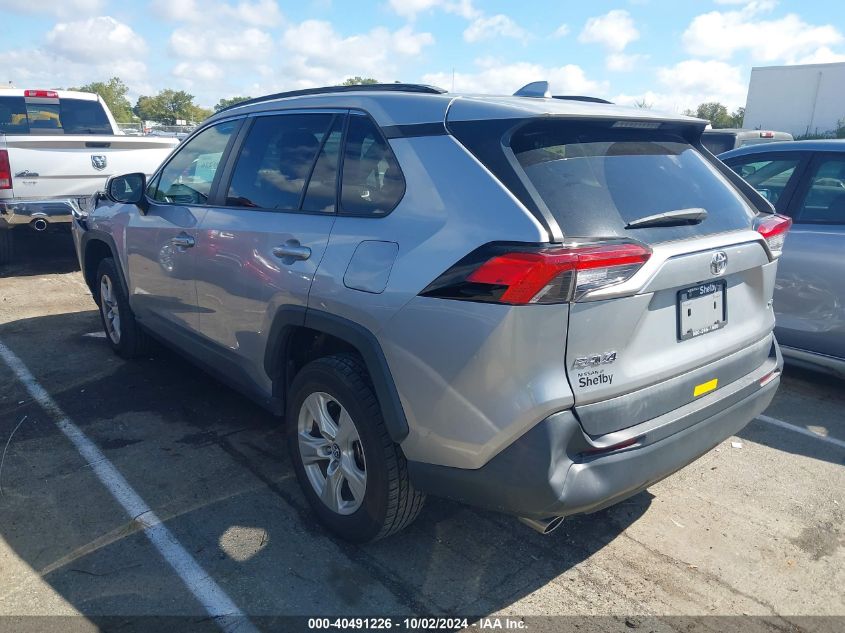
xmin=0 ymin=96 xmax=111 ymax=135
xmin=454 ymin=119 xmax=755 ymax=243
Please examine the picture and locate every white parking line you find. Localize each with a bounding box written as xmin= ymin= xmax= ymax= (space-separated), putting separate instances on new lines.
xmin=0 ymin=340 xmax=257 ymax=633
xmin=757 ymin=414 xmax=845 ymax=450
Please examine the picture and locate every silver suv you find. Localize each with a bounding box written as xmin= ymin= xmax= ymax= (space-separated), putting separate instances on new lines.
xmin=72 ymin=83 xmax=788 ymax=541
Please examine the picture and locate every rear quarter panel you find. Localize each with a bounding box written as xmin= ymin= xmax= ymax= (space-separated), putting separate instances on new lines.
xmin=308 ymin=134 xmax=566 ymax=468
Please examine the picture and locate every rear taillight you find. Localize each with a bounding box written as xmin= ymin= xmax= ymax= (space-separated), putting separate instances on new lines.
xmin=421 ymin=241 xmax=651 ymax=305
xmin=24 ymin=89 xmax=58 ymax=98
xmin=0 ymin=150 xmax=11 ymax=190
xmin=755 ymin=214 xmax=791 ymax=257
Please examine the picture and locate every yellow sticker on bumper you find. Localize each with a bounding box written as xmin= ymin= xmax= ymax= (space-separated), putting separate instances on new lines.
xmin=694 ymin=378 xmax=719 ymax=397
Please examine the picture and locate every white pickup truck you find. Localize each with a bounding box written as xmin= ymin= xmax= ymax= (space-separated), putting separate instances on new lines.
xmin=0 ymin=89 xmax=179 ymax=265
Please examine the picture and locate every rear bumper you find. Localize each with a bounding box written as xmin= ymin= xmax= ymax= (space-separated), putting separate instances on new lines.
xmin=408 ymin=339 xmax=782 ymax=519
xmin=0 ymin=197 xmax=94 ymax=229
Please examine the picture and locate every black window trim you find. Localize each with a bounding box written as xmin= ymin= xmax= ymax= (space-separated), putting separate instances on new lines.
xmin=722 ymin=151 xmax=812 ymax=216
xmin=210 ymin=108 xmax=348 ymax=216
xmin=145 ymin=115 xmax=245 ymax=208
xmin=787 ymin=151 xmax=845 ymax=226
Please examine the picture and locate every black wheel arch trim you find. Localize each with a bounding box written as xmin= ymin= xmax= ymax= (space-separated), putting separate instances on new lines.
xmin=264 ymin=306 xmax=410 ymax=443
xmin=79 ymin=229 xmax=131 ymax=299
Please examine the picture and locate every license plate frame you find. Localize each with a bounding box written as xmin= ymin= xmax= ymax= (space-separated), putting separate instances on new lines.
xmin=677 ymin=280 xmax=727 ymax=341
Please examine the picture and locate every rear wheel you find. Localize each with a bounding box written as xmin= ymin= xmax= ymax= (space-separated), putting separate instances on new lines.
xmin=95 ymin=258 xmax=150 ymax=359
xmin=0 ymin=230 xmax=13 ymax=266
xmin=287 ymin=354 xmax=425 ymax=542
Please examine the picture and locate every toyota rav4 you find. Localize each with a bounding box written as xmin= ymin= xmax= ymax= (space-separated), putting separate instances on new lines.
xmin=72 ymin=83 xmax=787 ymax=541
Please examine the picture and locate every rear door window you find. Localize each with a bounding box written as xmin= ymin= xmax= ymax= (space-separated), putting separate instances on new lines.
xmin=726 ymin=156 xmax=801 ymax=207
xmin=794 ymin=157 xmax=845 ymax=225
xmin=340 ymin=114 xmax=405 ymax=216
xmin=225 ymin=113 xmax=337 ymax=211
xmin=508 ymin=121 xmax=755 ymax=242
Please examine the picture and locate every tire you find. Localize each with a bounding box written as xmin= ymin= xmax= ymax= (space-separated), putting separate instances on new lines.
xmin=0 ymin=230 xmax=13 ymax=267
xmin=287 ymin=353 xmax=425 ymax=542
xmin=95 ymin=257 xmax=151 ymax=359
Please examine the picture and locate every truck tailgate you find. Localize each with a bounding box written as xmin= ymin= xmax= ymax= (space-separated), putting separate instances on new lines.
xmin=1 ymin=135 xmax=177 ymax=199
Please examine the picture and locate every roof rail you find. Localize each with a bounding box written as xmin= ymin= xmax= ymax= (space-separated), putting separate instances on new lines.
xmin=215 ymin=83 xmax=448 ymax=114
xmin=552 ymin=95 xmax=614 ymax=104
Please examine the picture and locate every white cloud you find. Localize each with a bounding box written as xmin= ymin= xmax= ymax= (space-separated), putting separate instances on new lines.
xmin=464 ymin=14 xmax=527 ymax=43
xmin=151 ymin=0 xmax=283 ymax=27
xmin=46 ymin=16 xmax=147 ymax=63
xmin=275 ymin=20 xmax=434 ymax=88
xmin=552 ymin=24 xmax=570 ymax=38
xmin=613 ymin=59 xmax=748 ymax=113
xmin=422 ymin=59 xmax=606 ymax=96
xmin=657 ymin=60 xmax=744 ymax=98
xmin=578 ymin=9 xmax=639 ymax=52
xmin=606 ymin=53 xmax=647 ymax=72
xmin=173 ymin=61 xmax=224 ymax=82
xmin=0 ymin=47 xmax=148 ymax=94
xmin=170 ymin=26 xmax=274 ymax=61
xmin=0 ymin=0 xmax=105 ymax=17
xmin=388 ymin=0 xmax=478 ymax=20
xmin=795 ymin=47 xmax=845 ymax=65
xmin=683 ymin=3 xmax=843 ymax=63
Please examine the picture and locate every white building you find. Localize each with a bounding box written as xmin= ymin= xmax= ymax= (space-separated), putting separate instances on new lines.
xmin=743 ymin=62 xmax=845 ymax=137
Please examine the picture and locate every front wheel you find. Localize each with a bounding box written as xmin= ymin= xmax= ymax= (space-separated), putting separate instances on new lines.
xmin=287 ymin=354 xmax=425 ymax=542
xmin=95 ymin=258 xmax=150 ymax=359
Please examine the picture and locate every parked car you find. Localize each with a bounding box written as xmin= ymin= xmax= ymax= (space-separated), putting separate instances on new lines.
xmin=72 ymin=82 xmax=786 ymax=541
xmin=701 ymin=128 xmax=793 ymax=155
xmin=0 ymin=89 xmax=179 ymax=265
xmin=721 ymin=140 xmax=845 ymax=376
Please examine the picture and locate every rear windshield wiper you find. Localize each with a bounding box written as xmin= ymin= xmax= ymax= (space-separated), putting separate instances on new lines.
xmin=625 ymin=208 xmax=708 ymax=229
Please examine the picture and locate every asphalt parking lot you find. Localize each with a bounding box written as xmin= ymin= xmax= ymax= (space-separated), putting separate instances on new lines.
xmin=0 ymin=231 xmax=843 ymax=632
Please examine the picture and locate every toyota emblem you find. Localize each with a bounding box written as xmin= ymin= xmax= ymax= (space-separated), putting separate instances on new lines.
xmin=710 ymin=251 xmax=728 ymax=276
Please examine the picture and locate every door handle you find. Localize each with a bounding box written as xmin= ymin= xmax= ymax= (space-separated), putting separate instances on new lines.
xmin=272 ymin=242 xmax=311 ymax=261
xmin=170 ymin=234 xmax=195 ymax=248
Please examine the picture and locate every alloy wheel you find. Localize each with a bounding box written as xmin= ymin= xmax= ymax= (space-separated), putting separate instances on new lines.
xmin=297 ymin=391 xmax=367 ymax=515
xmin=99 ymin=274 xmax=121 ymax=344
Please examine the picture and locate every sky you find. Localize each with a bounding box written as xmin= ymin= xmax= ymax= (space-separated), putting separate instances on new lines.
xmin=1 ymin=0 xmax=843 ymax=113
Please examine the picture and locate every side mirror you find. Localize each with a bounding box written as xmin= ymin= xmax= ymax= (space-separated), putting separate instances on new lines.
xmin=106 ymin=172 xmax=149 ymax=213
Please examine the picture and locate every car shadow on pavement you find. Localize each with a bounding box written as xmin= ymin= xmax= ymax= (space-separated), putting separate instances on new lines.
xmin=738 ymin=364 xmax=845 ymax=467
xmin=0 ymin=309 xmax=652 ymax=622
xmin=0 ymin=230 xmax=79 ymax=278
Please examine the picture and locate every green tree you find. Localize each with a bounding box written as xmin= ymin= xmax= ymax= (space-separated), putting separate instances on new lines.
xmin=684 ymin=102 xmax=744 ymax=129
xmin=214 ymin=96 xmax=252 ymax=111
xmin=342 ymin=76 xmax=378 ymax=85
xmin=133 ymin=89 xmax=210 ymax=125
xmin=70 ymin=77 xmax=135 ymax=122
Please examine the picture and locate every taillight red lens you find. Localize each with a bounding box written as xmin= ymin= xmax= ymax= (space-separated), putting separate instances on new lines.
xmin=0 ymin=150 xmax=11 ymax=190
xmin=467 ymin=250 xmax=578 ymax=304
xmin=24 ymin=89 xmax=58 ymax=98
xmin=422 ymin=241 xmax=651 ymax=305
xmin=755 ymin=214 xmax=791 ymax=256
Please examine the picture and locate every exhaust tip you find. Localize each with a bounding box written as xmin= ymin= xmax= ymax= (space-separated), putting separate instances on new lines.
xmin=31 ymin=218 xmax=48 ymax=232
xmin=518 ymin=515 xmax=564 ymax=535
